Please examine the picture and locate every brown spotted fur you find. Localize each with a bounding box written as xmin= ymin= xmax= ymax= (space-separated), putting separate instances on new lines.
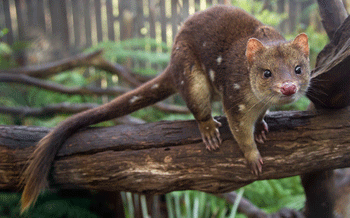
xmin=21 ymin=5 xmax=310 ymax=211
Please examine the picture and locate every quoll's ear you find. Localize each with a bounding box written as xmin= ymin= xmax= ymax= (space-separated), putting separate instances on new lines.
xmin=246 ymin=38 xmax=265 ymax=64
xmin=292 ymin=33 xmax=309 ymax=57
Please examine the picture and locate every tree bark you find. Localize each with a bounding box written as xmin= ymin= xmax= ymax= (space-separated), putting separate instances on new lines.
xmin=307 ymin=10 xmax=350 ymax=109
xmin=1 ymin=108 xmax=350 ymax=193
xmin=317 ymin=0 xmax=348 ymax=39
xmin=303 ymin=2 xmax=350 ymax=217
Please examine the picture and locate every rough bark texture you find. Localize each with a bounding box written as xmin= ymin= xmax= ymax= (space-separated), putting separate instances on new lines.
xmin=1 ymin=108 xmax=350 ymax=194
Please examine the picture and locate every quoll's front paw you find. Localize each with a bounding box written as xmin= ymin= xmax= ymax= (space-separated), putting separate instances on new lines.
xmin=254 ymin=120 xmax=269 ymax=144
xmin=245 ymin=150 xmax=263 ymax=175
xmin=198 ymin=118 xmax=222 ymax=150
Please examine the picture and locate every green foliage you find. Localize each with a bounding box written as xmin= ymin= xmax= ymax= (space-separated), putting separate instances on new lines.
xmin=244 ymin=177 xmax=305 ymax=213
xmin=228 ymin=188 xmax=244 ymax=218
xmin=231 ymin=0 xmax=287 ymax=26
xmin=164 ymin=176 xmax=304 ymax=218
xmin=0 ymin=28 xmax=9 ymax=38
xmin=88 ymin=38 xmax=170 ymax=74
xmin=53 ymin=70 xmax=88 ymax=87
xmin=2 ymin=193 xmax=93 ymax=217
xmin=133 ymin=67 xmax=159 ymax=76
xmin=166 ymin=191 xmax=232 ymax=218
xmin=285 ymin=26 xmax=328 ymax=68
xmin=0 ymin=193 xmax=21 ymax=217
xmin=303 ymin=25 xmax=328 ymax=66
xmin=0 ymin=42 xmax=12 ymax=56
xmin=0 ymin=191 xmax=100 ymax=218
xmin=0 ymin=42 xmax=16 ymax=70
xmin=11 ymin=41 xmax=30 ymax=53
xmin=131 ymin=107 xmax=170 ymax=122
xmin=273 ymin=96 xmax=310 ymax=111
xmin=255 ymin=10 xmax=288 ymax=27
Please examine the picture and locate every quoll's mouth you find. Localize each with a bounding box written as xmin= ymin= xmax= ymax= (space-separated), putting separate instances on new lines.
xmin=279 ymin=94 xmax=298 ymax=103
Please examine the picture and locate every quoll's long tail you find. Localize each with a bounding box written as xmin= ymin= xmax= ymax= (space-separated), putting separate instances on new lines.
xmin=21 ymin=68 xmax=176 ymax=212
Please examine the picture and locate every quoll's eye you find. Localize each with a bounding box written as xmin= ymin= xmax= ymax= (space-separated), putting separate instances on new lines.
xmin=295 ymin=65 xmax=302 ymax=74
xmin=263 ymin=70 xmax=272 ymax=78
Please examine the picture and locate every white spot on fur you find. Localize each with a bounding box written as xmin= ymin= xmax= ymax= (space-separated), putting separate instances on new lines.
xmin=181 ymin=81 xmax=184 ymax=85
xmin=203 ymin=42 xmax=206 ymax=47
xmin=209 ymin=69 xmax=215 ymax=82
xmin=234 ymin=83 xmax=240 ymax=90
xmin=201 ymin=63 xmax=206 ymax=71
xmin=240 ymin=121 xmax=245 ymax=126
xmin=205 ymin=126 xmax=209 ymax=130
xmin=238 ymin=104 xmax=245 ymax=111
xmin=216 ymin=55 xmax=222 ymax=65
xmin=229 ymin=96 xmax=233 ymax=99
xmin=130 ymin=96 xmax=142 ymax=104
xmin=151 ymin=84 xmax=159 ymax=89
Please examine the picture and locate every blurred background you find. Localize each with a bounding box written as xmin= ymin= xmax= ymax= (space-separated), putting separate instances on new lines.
xmin=0 ymin=0 xmax=345 ymax=217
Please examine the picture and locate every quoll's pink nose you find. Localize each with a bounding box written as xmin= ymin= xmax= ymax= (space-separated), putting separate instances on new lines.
xmin=280 ymin=82 xmax=297 ymax=96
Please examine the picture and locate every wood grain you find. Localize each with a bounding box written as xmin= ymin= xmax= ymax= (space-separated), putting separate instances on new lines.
xmin=1 ymin=108 xmax=350 ymax=194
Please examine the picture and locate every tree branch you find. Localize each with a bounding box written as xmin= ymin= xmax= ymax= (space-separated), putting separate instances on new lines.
xmin=0 ymin=103 xmax=99 ymax=117
xmin=218 ymin=192 xmax=268 ymax=217
xmin=317 ymin=0 xmax=348 ymax=39
xmin=1 ymin=50 xmax=103 ymax=78
xmin=1 ymin=108 xmax=350 ymax=193
xmin=91 ymin=56 xmax=142 ymax=87
xmin=0 ymin=73 xmax=131 ymax=95
xmin=0 ymin=102 xmax=189 ymax=119
xmin=0 ymin=72 xmax=190 ymax=115
xmin=0 ymin=50 xmax=141 ymax=87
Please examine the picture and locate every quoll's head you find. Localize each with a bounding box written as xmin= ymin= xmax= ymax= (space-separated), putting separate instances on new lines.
xmin=246 ymin=33 xmax=310 ymax=106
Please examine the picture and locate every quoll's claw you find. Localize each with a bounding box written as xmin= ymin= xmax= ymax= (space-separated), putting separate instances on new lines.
xmin=246 ymin=151 xmax=263 ymax=176
xmin=261 ymin=131 xmax=267 ymax=140
xmin=251 ymin=158 xmax=263 ymax=176
xmin=198 ymin=118 xmax=222 ymax=150
xmin=201 ymin=129 xmax=221 ymax=150
xmin=254 ymin=120 xmax=269 ymax=144
xmin=213 ymin=119 xmax=222 ymax=128
xmin=215 ymin=128 xmax=222 ymax=145
xmin=255 ymin=133 xmax=264 ymax=144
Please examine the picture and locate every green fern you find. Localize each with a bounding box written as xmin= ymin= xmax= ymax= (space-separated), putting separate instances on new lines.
xmin=88 ymin=38 xmax=170 ymax=72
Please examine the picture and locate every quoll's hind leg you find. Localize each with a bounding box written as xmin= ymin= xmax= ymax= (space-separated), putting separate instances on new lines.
xmin=176 ymin=63 xmax=222 ymax=150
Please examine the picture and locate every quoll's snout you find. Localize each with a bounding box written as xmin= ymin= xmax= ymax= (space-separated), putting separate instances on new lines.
xmin=280 ymin=82 xmax=297 ymax=96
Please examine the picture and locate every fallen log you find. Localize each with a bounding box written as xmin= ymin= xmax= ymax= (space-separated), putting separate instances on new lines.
xmin=1 ymin=108 xmax=350 ymax=194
